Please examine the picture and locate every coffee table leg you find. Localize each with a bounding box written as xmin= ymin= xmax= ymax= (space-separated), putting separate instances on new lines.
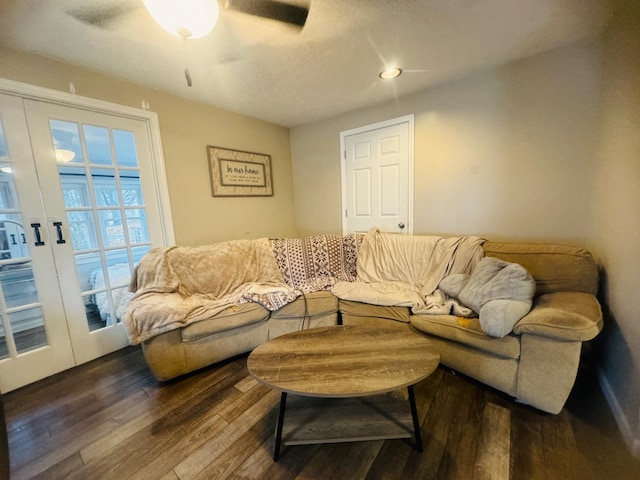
xmin=408 ymin=385 xmax=423 ymax=452
xmin=273 ymin=392 xmax=288 ymax=461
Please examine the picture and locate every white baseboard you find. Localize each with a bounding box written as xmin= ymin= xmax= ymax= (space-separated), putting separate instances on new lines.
xmin=597 ymin=368 xmax=640 ymax=459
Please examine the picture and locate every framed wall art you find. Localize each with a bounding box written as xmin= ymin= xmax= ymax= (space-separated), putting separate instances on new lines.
xmin=207 ymin=146 xmax=273 ymax=197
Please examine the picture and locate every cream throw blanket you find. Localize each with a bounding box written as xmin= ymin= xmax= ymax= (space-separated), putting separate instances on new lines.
xmin=123 ymin=238 xmax=296 ymax=344
xmin=331 ymin=228 xmax=485 ymax=314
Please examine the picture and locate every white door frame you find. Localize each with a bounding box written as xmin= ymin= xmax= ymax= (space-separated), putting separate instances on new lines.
xmin=0 ymin=77 xmax=175 ymax=246
xmin=340 ymin=114 xmax=414 ymax=235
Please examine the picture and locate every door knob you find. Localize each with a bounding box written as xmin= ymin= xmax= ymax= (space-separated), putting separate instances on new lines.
xmin=398 ymin=222 xmax=405 ymax=229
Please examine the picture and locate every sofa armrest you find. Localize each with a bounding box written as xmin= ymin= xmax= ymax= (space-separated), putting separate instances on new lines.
xmin=512 ymin=291 xmax=602 ymax=341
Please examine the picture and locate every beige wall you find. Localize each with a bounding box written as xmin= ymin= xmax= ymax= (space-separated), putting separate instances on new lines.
xmin=0 ymin=46 xmax=297 ymax=245
xmin=591 ymin=0 xmax=640 ymax=457
xmin=291 ymin=40 xmax=602 ymax=244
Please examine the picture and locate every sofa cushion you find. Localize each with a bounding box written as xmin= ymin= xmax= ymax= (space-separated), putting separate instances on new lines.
xmin=513 ymin=291 xmax=603 ymax=341
xmin=410 ymin=315 xmax=521 ymax=360
xmin=269 ymin=291 xmax=338 ymax=319
xmin=181 ymin=303 xmax=270 ymax=342
xmin=482 ymin=242 xmax=598 ymax=295
xmin=339 ymin=299 xmax=411 ymax=323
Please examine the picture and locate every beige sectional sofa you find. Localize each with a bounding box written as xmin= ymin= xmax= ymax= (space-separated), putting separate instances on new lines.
xmin=125 ymin=234 xmax=602 ymax=414
xmin=341 ymin=241 xmax=602 ymax=414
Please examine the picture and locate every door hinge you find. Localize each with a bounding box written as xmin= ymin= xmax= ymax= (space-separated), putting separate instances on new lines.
xmin=345 ymin=209 xmax=348 ymax=217
xmin=343 ymin=150 xmax=346 ymax=160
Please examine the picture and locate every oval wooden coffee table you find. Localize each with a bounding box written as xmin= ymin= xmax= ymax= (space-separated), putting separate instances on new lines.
xmin=247 ymin=325 xmax=439 ymax=460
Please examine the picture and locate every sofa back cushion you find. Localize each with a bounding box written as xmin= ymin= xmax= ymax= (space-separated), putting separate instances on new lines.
xmin=482 ymin=242 xmax=598 ymax=296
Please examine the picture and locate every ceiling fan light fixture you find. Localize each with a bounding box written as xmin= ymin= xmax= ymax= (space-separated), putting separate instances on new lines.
xmin=143 ymin=0 xmax=220 ymax=39
xmin=55 ymin=149 xmax=76 ymax=163
xmin=379 ymin=67 xmax=403 ymax=80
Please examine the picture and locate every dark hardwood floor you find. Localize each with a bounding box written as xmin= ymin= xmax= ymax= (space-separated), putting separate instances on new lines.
xmin=3 ymin=345 xmax=640 ymax=479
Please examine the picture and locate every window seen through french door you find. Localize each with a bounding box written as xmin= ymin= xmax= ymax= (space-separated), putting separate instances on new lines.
xmin=0 ymin=85 xmax=172 ymax=392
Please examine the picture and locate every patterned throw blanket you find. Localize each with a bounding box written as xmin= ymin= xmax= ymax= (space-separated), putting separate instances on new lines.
xmin=270 ymin=233 xmax=363 ymax=292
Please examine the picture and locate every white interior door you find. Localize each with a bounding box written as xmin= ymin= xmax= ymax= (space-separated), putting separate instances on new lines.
xmin=341 ymin=115 xmax=414 ymax=234
xmin=0 ymin=81 xmax=173 ymax=392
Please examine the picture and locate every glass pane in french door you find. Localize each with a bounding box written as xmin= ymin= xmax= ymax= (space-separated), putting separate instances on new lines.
xmin=0 ymin=140 xmax=49 ymax=358
xmin=51 ymin=120 xmax=152 ymax=332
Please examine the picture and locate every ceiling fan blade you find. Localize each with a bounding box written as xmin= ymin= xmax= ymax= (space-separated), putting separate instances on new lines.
xmin=225 ymin=0 xmax=309 ymax=27
xmin=66 ymin=1 xmax=138 ymax=29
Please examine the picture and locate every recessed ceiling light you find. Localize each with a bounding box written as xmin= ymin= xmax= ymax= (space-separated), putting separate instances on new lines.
xmin=379 ymin=67 xmax=403 ymax=79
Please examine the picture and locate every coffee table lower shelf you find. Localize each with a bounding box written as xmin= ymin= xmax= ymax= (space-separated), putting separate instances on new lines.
xmin=274 ymin=386 xmax=423 ymax=460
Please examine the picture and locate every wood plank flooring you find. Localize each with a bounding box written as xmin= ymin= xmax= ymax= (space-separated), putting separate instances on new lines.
xmin=3 ymin=345 xmax=640 ymax=479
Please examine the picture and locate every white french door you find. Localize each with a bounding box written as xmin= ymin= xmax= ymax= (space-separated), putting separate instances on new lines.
xmin=0 ymin=84 xmax=172 ymax=392
xmin=0 ymin=93 xmax=76 ymax=391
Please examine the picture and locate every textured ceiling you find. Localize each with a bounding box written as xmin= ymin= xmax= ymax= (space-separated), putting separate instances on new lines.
xmin=0 ymin=0 xmax=612 ymax=127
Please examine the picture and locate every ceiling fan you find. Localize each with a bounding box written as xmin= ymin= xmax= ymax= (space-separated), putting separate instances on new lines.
xmin=66 ymin=0 xmax=310 ymax=86
xmin=66 ymin=0 xmax=310 ymax=38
